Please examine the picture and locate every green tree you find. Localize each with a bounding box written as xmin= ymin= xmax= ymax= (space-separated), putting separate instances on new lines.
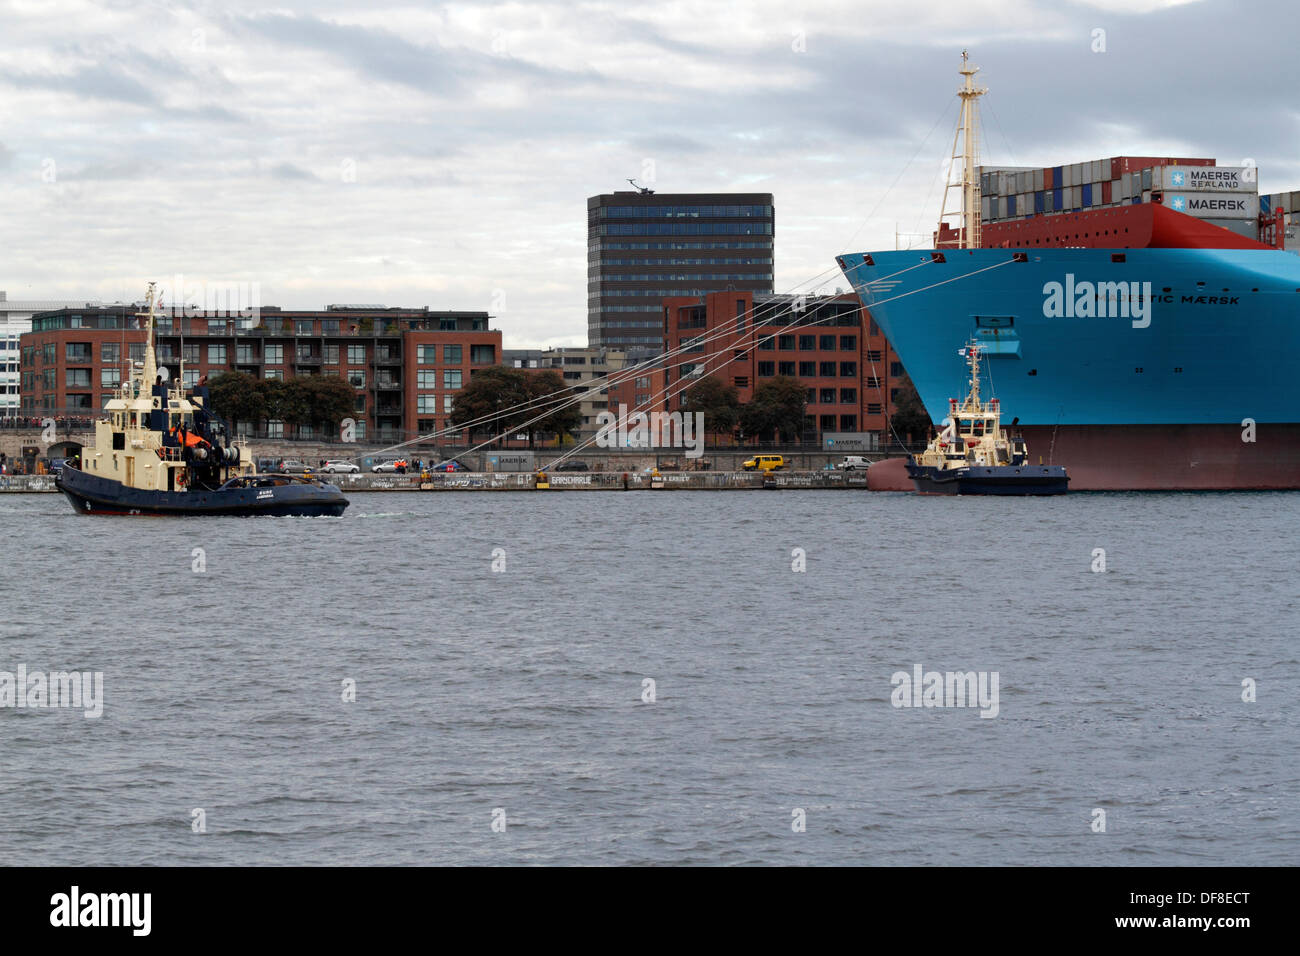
xmin=300 ymin=375 xmax=356 ymax=434
xmin=889 ymin=372 xmax=932 ymax=442
xmin=206 ymin=371 xmax=267 ymax=432
xmin=450 ymin=366 xmax=581 ymax=448
xmin=741 ymin=375 xmax=806 ymax=443
xmin=683 ymin=375 xmax=740 ymax=440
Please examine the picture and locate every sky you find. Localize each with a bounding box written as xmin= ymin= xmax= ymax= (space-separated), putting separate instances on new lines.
xmin=1 ymin=0 xmax=1297 ymax=347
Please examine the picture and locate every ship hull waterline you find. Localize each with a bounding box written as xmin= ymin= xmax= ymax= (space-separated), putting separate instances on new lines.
xmin=906 ymin=462 xmax=1069 ymax=495
xmin=839 ymin=248 xmax=1300 ymax=491
xmin=56 ymin=468 xmax=349 ymax=517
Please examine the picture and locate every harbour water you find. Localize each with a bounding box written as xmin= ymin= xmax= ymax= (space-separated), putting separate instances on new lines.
xmin=1 ymin=490 xmax=1296 ymax=865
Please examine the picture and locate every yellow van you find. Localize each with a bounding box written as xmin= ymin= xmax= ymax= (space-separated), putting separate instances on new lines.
xmin=742 ymin=454 xmax=787 ymax=472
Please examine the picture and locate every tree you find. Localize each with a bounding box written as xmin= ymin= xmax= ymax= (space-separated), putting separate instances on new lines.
xmin=889 ymin=372 xmax=932 ymax=442
xmin=741 ymin=375 xmax=806 ymax=443
xmin=450 ymin=366 xmax=580 ymax=448
xmin=300 ymin=376 xmax=356 ymax=433
xmin=206 ymin=371 xmax=267 ymax=432
xmin=683 ymin=375 xmax=740 ymax=441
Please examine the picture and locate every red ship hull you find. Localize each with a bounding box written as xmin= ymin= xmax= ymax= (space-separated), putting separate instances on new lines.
xmin=867 ymin=424 xmax=1300 ymax=491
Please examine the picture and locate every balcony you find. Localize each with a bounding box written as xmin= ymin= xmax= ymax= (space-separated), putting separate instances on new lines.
xmin=372 ymin=377 xmax=402 ymax=391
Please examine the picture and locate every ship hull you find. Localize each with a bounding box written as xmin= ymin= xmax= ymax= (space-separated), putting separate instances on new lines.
xmin=905 ymin=461 xmax=1069 ymax=495
xmin=839 ymin=248 xmax=1300 ymax=490
xmin=56 ymin=467 xmax=349 ymax=517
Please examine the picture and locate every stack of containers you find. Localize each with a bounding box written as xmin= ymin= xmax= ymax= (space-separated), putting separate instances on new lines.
xmin=1150 ymin=165 xmax=1260 ymax=238
xmin=977 ymin=157 xmax=1218 ymax=224
xmin=1261 ymin=191 xmax=1300 ymax=251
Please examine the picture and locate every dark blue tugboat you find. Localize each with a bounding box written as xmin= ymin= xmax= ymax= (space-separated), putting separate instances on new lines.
xmin=905 ymin=342 xmax=1069 ymax=496
xmin=56 ymin=283 xmax=349 ymax=517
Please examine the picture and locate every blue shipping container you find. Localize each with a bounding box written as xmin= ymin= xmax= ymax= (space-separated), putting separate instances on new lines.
xmin=1007 ymin=195 xmax=1016 ymax=216
xmin=1053 ymin=188 xmax=1063 ymax=210
xmin=1081 ymin=183 xmax=1093 ymax=206
xmin=1053 ymin=166 xmax=1064 ymax=187
xmin=1034 ymin=191 xmax=1045 ymax=214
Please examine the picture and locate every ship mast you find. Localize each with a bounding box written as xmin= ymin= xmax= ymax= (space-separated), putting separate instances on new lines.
xmin=938 ymin=51 xmax=987 ymax=249
xmin=138 ymin=281 xmax=158 ymax=391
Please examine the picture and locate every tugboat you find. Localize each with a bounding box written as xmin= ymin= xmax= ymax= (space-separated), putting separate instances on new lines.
xmin=905 ymin=342 xmax=1069 ymax=495
xmin=56 ymin=283 xmax=349 ymax=516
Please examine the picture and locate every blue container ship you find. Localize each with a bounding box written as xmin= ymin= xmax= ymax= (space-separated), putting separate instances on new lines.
xmin=840 ymin=56 xmax=1300 ymax=491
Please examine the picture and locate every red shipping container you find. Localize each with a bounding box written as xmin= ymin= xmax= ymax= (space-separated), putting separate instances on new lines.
xmin=1044 ymin=166 xmax=1054 ymax=189
xmin=1113 ymin=156 xmax=1214 ymax=175
xmin=1102 ymin=180 xmax=1112 ymax=203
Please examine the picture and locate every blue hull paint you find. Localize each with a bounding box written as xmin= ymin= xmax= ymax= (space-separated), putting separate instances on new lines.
xmin=839 ymin=248 xmax=1300 ymax=426
xmin=905 ymin=461 xmax=1069 ymax=495
xmin=56 ymin=467 xmax=349 ymax=517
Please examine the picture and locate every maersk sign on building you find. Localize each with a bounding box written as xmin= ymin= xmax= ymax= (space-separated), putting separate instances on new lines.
xmin=1154 ymin=166 xmax=1257 ymax=191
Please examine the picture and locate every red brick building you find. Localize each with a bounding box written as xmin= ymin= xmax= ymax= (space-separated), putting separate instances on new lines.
xmin=20 ymin=304 xmax=501 ymax=444
xmin=659 ymin=291 xmax=902 ymax=444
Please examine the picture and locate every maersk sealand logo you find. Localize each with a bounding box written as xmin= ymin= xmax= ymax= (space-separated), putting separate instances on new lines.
xmin=1169 ymin=170 xmax=1186 ymax=188
xmin=1170 ymin=194 xmax=1187 ymax=212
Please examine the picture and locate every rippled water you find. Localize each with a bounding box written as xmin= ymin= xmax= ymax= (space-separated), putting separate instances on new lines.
xmin=0 ymin=489 xmax=1296 ymax=865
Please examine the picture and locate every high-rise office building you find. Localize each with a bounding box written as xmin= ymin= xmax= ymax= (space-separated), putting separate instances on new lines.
xmin=587 ymin=190 xmax=775 ymax=352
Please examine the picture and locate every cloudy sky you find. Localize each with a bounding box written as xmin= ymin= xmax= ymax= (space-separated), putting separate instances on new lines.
xmin=1 ymin=0 xmax=1296 ymax=346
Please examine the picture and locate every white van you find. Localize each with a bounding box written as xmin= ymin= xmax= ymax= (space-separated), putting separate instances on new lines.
xmin=835 ymin=456 xmax=871 ymax=471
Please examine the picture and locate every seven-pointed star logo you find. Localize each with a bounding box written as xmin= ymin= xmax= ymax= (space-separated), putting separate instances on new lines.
xmin=1171 ymin=195 xmax=1187 ymax=211
xmin=1171 ymin=171 xmax=1186 ymax=187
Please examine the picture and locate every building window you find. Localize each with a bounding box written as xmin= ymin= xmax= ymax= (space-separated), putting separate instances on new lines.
xmin=757 ymin=336 xmax=775 ymax=350
xmin=418 ymin=345 xmax=438 ymax=364
xmin=840 ymin=336 xmax=857 ymax=351
xmin=66 ymin=368 xmax=92 ymax=388
xmin=799 ymin=335 xmax=816 ymax=351
xmin=347 ymin=345 xmax=365 ymax=364
xmin=867 ymin=376 xmax=881 ymax=388
xmin=736 ymin=299 xmax=746 ymax=334
xmin=891 ymin=362 xmax=903 ymax=376
xmin=799 ymin=362 xmax=816 ymax=377
xmin=322 ymin=320 xmax=340 ymax=335
xmin=443 ymin=370 xmax=462 ymax=389
xmin=264 ymin=369 xmax=283 ymax=381
xmin=184 ymin=370 xmax=200 ymax=388
xmin=208 ymin=344 xmax=227 ymax=365
xmin=354 ymin=394 xmax=366 ymax=412
xmin=840 ymin=388 xmax=857 ymax=404
xmin=778 ymin=362 xmax=796 ymax=376
xmin=778 ymin=335 xmax=795 ymax=351
xmin=417 ymin=370 xmax=437 ymax=389
xmin=819 ymin=414 xmax=837 ymax=432
xmin=840 ymin=415 xmax=857 ymax=431
xmin=444 ymin=394 xmax=455 ymax=413
xmin=820 ymin=335 xmax=836 ymax=351
xmin=267 ymin=420 xmax=283 ymax=438
xmin=470 ymin=344 xmax=494 ymax=364
xmin=819 ymin=362 xmax=836 ymax=377
xmin=237 ymin=343 xmax=256 ymax=363
xmin=324 ymin=344 xmax=339 ymax=364
xmin=443 ymin=344 xmax=462 ymax=363
xmin=180 ymin=343 xmax=198 ymax=364
xmin=757 ymin=361 xmax=775 ymax=376
xmin=66 ymin=343 xmax=91 ymax=363
xmin=820 ymin=388 xmax=836 ymax=404
xmin=101 ymin=343 xmax=120 ymax=363
xmin=417 ymin=394 xmax=437 ymax=414
xmin=734 ymin=376 xmax=749 ymax=388
xmin=295 ymin=320 xmax=314 ymax=335
xmin=867 ymin=403 xmax=882 ymax=414
xmin=806 ymin=388 xmax=817 ymax=405
xmin=101 ymin=368 xmax=121 ymax=387
xmin=348 ymin=371 xmax=366 ymax=388
xmin=840 ymin=362 xmax=857 ymax=377
xmin=67 ymin=393 xmax=93 ymax=409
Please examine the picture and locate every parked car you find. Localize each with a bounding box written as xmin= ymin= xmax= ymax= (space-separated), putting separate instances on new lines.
xmin=279 ymin=459 xmax=312 ymax=474
xmin=321 ymin=460 xmax=360 ymax=474
xmin=433 ymin=459 xmax=470 ymax=472
xmin=554 ymin=460 xmax=589 ymax=471
xmin=742 ymin=454 xmax=787 ymax=473
xmin=371 ymin=459 xmax=407 ymax=473
xmin=835 ymin=456 xmax=871 ymax=471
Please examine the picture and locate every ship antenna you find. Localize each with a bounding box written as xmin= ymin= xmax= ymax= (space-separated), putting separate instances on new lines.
xmin=937 ymin=51 xmax=987 ymax=249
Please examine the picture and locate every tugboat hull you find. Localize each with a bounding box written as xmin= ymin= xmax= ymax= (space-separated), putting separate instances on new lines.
xmin=56 ymin=466 xmax=349 ymax=517
xmin=906 ymin=462 xmax=1069 ymax=496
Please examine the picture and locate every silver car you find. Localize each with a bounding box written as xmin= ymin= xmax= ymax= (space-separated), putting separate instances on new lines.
xmin=321 ymin=460 xmax=360 ymax=473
